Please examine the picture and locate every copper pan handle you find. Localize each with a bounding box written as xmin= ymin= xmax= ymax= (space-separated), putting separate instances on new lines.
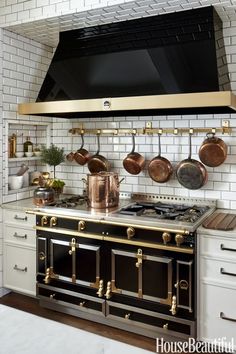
xmin=118 ymin=178 xmax=125 ymax=186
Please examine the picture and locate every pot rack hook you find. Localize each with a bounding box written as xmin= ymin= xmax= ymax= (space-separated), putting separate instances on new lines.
xmin=174 ymin=128 xmax=178 ymax=135
xmin=189 ymin=128 xmax=194 ymax=135
xmin=211 ymin=128 xmax=216 ymax=135
xmin=158 ymin=128 xmax=163 ymax=135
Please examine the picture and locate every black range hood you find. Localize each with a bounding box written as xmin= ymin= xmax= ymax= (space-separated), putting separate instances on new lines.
xmin=18 ymin=6 xmax=236 ymax=118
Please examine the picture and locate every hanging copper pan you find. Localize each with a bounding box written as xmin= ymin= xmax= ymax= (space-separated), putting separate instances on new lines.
xmin=74 ymin=133 xmax=90 ymax=166
xmin=123 ymin=133 xmax=145 ymax=175
xmin=88 ymin=134 xmax=110 ymax=173
xmin=199 ymin=132 xmax=227 ymax=167
xmin=176 ymin=132 xmax=208 ymax=190
xmin=148 ymin=131 xmax=173 ymax=183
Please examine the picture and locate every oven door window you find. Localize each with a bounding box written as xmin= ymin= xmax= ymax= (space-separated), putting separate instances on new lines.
xmin=111 ymin=248 xmax=173 ymax=305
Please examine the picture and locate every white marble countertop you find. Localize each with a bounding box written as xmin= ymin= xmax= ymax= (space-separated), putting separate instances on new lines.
xmin=1 ymin=197 xmax=35 ymax=211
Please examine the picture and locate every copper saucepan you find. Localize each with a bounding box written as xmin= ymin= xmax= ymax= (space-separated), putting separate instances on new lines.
xmin=199 ymin=132 xmax=227 ymax=167
xmin=176 ymin=132 xmax=208 ymax=190
xmin=74 ymin=133 xmax=90 ymax=165
xmin=87 ymin=134 xmax=110 ymax=173
xmin=123 ymin=133 xmax=145 ymax=175
xmin=148 ymin=131 xmax=173 ymax=183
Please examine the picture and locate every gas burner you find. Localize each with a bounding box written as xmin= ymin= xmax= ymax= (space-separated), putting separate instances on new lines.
xmin=118 ymin=201 xmax=210 ymax=223
xmin=53 ymin=195 xmax=88 ymax=208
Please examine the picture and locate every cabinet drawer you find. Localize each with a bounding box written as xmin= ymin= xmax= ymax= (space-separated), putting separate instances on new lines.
xmin=4 ymin=225 xmax=36 ymax=248
xmin=38 ymin=285 xmax=105 ymax=315
xmin=3 ymin=209 xmax=35 ymax=227
xmin=106 ymin=301 xmax=194 ymax=338
xmin=200 ymin=235 xmax=236 ymax=260
xmin=3 ymin=244 xmax=36 ymax=296
xmin=201 ymin=258 xmax=236 ymax=287
xmin=200 ymin=283 xmax=236 ymax=346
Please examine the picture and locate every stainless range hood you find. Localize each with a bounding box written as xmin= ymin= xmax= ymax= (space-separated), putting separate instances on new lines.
xmin=18 ymin=6 xmax=236 ymax=118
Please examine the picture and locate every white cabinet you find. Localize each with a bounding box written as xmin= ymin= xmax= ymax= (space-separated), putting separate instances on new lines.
xmin=3 ymin=208 xmax=36 ymax=296
xmin=198 ymin=228 xmax=236 ymax=350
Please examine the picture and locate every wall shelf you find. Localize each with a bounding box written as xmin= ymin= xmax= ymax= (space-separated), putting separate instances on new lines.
xmin=8 ymin=156 xmax=41 ymax=162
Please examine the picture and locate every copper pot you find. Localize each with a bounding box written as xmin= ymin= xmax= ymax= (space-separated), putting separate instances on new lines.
xmin=123 ymin=133 xmax=145 ymax=175
xmin=33 ymin=186 xmax=55 ymax=206
xmin=88 ymin=134 xmax=110 ymax=173
xmin=199 ymin=132 xmax=227 ymax=167
xmin=83 ymin=172 xmax=124 ymax=209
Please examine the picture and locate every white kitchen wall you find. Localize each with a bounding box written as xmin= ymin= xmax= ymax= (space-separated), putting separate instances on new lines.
xmin=1 ymin=0 xmax=236 ymax=287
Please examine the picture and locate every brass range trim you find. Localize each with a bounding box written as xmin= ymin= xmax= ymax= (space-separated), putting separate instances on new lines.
xmin=100 ymin=219 xmax=189 ymax=235
xmin=104 ymin=236 xmax=194 ymax=254
xmin=18 ymin=91 xmax=236 ymax=121
xmin=35 ymin=226 xmax=103 ymax=240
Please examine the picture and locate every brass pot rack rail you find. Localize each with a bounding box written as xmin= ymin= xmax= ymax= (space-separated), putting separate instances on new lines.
xmin=69 ymin=122 xmax=231 ymax=136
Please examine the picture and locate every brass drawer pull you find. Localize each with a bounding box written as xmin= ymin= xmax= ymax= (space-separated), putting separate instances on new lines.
xmin=13 ymin=232 xmax=27 ymax=239
xmin=79 ymin=301 xmax=86 ymax=307
xmin=50 ymin=293 xmax=56 ymax=300
xmin=125 ymin=313 xmax=131 ymax=320
xmin=220 ymin=268 xmax=236 ymax=277
xmin=221 ymin=244 xmax=236 ymax=252
xmin=14 ymin=215 xmax=27 ymax=221
xmin=163 ymin=323 xmax=168 ymax=330
xmin=13 ymin=264 xmax=27 ymax=272
xmin=220 ymin=312 xmax=236 ymax=323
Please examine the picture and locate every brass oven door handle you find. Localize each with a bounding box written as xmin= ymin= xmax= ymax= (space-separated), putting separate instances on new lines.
xmin=13 ymin=232 xmax=27 ymax=239
xmin=220 ymin=244 xmax=236 ymax=252
xmin=14 ymin=264 xmax=27 ymax=272
xmin=220 ymin=267 xmax=236 ymax=277
xmin=220 ymin=312 xmax=236 ymax=323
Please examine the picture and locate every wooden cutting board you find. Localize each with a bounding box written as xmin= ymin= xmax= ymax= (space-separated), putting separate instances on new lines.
xmin=202 ymin=212 xmax=236 ymax=231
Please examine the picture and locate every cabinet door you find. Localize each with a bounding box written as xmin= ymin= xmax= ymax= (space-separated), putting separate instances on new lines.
xmin=110 ymin=247 xmax=173 ymax=305
xmin=49 ymin=238 xmax=101 ymax=289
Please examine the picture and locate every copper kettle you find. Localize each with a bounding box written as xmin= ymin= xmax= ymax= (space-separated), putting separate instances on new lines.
xmin=82 ymin=172 xmax=124 ymax=209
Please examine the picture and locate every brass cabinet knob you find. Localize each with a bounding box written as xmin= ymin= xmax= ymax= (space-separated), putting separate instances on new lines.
xmin=78 ymin=220 xmax=86 ymax=231
xmin=125 ymin=313 xmax=131 ymax=319
xmin=127 ymin=227 xmax=135 ymax=240
xmin=50 ymin=293 xmax=55 ymax=300
xmin=79 ymin=301 xmax=86 ymax=307
xmin=162 ymin=232 xmax=171 ymax=245
xmin=39 ymin=252 xmax=46 ymax=261
xmin=175 ymin=234 xmax=184 ymax=247
xmin=50 ymin=216 xmax=57 ymax=227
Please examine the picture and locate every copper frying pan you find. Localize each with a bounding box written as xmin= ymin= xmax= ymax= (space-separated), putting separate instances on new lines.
xmin=74 ymin=133 xmax=90 ymax=166
xmin=148 ymin=131 xmax=173 ymax=183
xmin=199 ymin=132 xmax=227 ymax=167
xmin=123 ymin=133 xmax=145 ymax=175
xmin=88 ymin=134 xmax=110 ymax=173
xmin=176 ymin=132 xmax=208 ymax=190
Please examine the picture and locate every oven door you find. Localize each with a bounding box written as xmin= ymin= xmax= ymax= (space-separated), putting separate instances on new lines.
xmin=45 ymin=236 xmax=101 ymax=290
xmin=110 ymin=245 xmax=173 ymax=306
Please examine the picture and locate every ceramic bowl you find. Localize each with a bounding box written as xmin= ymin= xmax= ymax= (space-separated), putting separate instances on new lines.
xmin=25 ymin=152 xmax=33 ymax=157
xmin=34 ymin=151 xmax=42 ymax=157
xmin=15 ymin=152 xmax=24 ymax=158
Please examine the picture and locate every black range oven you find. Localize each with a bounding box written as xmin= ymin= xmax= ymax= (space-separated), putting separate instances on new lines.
xmin=34 ymin=203 xmax=201 ymax=341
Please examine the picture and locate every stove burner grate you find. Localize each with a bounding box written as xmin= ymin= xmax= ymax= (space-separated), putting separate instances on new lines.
xmin=52 ymin=195 xmax=88 ymax=208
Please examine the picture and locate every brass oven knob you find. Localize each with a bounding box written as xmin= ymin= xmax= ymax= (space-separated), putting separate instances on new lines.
xmin=41 ymin=216 xmax=48 ymax=227
xmin=50 ymin=216 xmax=57 ymax=227
xmin=162 ymin=232 xmax=171 ymax=245
xmin=175 ymin=234 xmax=184 ymax=247
xmin=127 ymin=227 xmax=135 ymax=240
xmin=78 ymin=220 xmax=86 ymax=232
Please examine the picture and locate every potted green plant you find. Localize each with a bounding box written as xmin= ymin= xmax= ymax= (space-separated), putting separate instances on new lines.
xmin=40 ymin=144 xmax=65 ymax=195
